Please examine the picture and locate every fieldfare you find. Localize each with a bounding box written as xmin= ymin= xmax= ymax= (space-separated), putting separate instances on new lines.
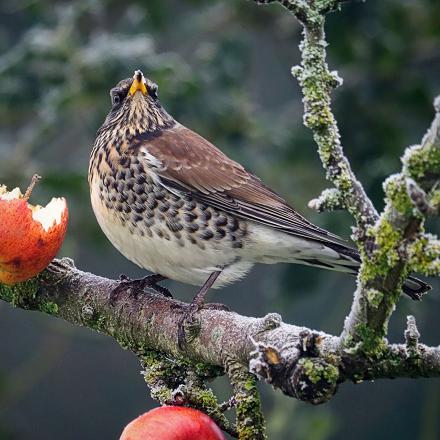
xmin=89 ymin=70 xmax=431 ymax=347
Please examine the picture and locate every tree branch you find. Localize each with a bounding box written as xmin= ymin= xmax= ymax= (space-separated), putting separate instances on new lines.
xmin=1 ymin=260 xmax=439 ymax=408
xmin=254 ymin=0 xmax=379 ymax=241
xmin=141 ymin=351 xmax=238 ymax=437
xmin=1 ymin=1 xmax=439 ymax=438
xmin=341 ymin=97 xmax=440 ymax=351
xmin=252 ymin=0 xmax=439 ymax=360
xmin=308 ymin=188 xmax=345 ymax=212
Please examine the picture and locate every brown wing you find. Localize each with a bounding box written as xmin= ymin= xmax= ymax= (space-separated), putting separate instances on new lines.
xmin=133 ymin=125 xmax=347 ymax=246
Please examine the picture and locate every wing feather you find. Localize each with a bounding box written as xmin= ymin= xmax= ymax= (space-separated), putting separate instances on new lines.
xmin=132 ymin=125 xmax=348 ymax=247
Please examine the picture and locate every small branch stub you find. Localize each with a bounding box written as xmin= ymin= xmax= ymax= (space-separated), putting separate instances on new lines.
xmin=405 ymin=315 xmax=420 ymax=357
xmin=308 ymin=188 xmax=345 ymax=212
xmin=292 ymin=358 xmax=339 ymax=405
xmin=406 ymin=177 xmax=439 ymax=216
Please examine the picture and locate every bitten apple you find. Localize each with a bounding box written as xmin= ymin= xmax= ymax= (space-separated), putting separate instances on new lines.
xmin=0 ymin=178 xmax=68 ymax=284
xmin=120 ymin=406 xmax=225 ymax=440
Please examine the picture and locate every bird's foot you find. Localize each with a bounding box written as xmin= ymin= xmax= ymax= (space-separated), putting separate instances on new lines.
xmin=177 ymin=301 xmax=201 ymax=350
xmin=176 ymin=269 xmax=224 ymax=349
xmin=110 ymin=274 xmax=172 ymax=305
xmin=177 ymin=301 xmax=229 ymax=349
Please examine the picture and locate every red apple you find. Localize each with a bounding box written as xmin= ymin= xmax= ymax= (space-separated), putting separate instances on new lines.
xmin=119 ymin=406 xmax=225 ymax=440
xmin=0 ymin=176 xmax=68 ymax=284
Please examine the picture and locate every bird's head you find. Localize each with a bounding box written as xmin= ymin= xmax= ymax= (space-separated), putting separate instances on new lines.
xmin=101 ymin=70 xmax=175 ymax=135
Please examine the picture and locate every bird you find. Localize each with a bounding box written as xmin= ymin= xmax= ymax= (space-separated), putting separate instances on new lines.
xmin=88 ymin=70 xmax=431 ymax=346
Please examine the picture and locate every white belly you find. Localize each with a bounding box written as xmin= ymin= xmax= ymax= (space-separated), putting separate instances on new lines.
xmin=90 ymin=185 xmax=254 ymax=288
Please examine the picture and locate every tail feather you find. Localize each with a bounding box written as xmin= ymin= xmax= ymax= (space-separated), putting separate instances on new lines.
xmin=315 ymin=243 xmax=432 ymax=301
xmin=402 ymin=276 xmax=431 ymax=300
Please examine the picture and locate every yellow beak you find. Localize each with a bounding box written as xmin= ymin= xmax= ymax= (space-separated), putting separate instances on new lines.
xmin=129 ymin=70 xmax=148 ymax=96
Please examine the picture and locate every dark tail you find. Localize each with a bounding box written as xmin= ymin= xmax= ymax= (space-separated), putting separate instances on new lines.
xmin=324 ymin=243 xmax=432 ymax=301
xmin=402 ymin=276 xmax=432 ymax=300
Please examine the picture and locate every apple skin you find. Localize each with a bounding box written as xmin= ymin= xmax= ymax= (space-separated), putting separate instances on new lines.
xmin=119 ymin=406 xmax=225 ymax=440
xmin=0 ymin=194 xmax=68 ymax=284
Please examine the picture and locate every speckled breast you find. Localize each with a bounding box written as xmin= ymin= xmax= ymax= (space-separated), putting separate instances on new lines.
xmin=88 ymin=150 xmax=249 ymax=284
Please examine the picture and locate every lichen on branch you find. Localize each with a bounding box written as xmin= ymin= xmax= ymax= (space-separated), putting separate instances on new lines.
xmin=251 ymin=0 xmax=439 ymax=377
xmin=1 ymin=257 xmax=440 ymax=438
xmin=341 ymin=98 xmax=440 ymax=351
xmin=1 ymin=2 xmax=440 ymax=439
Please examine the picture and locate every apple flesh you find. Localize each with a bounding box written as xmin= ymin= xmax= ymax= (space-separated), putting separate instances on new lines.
xmin=0 ymin=183 xmax=68 ymax=284
xmin=120 ymin=406 xmax=225 ymax=440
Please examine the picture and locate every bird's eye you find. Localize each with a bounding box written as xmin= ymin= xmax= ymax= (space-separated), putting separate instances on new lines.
xmin=148 ymin=84 xmax=158 ymax=100
xmin=111 ymin=92 xmax=122 ymax=107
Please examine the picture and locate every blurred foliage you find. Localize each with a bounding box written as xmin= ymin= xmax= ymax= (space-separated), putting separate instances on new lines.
xmin=0 ymin=0 xmax=439 ymax=439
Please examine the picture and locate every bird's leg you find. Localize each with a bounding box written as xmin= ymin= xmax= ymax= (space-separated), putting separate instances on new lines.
xmin=110 ymin=273 xmax=172 ymax=304
xmin=177 ymin=269 xmax=224 ymax=349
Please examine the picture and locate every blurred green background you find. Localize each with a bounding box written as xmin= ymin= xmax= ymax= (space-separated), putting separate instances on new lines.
xmin=0 ymin=0 xmax=439 ymax=439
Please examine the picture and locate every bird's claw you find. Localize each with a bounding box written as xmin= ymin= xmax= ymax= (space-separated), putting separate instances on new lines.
xmin=177 ymin=302 xmax=200 ymax=350
xmin=177 ymin=301 xmax=229 ymax=349
xmin=110 ymin=274 xmax=172 ymax=305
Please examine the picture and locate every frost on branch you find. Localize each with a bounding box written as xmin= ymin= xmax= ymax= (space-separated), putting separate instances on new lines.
xmin=0 ymin=1 xmax=440 ymax=439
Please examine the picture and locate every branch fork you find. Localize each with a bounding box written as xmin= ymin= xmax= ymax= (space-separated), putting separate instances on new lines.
xmin=1 ymin=1 xmax=439 ymax=439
